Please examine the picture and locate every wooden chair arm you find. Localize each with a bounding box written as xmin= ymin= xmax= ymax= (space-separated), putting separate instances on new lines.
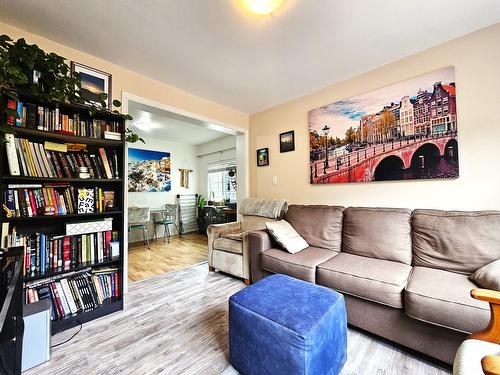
xmin=470 ymin=289 xmax=500 ymax=343
xmin=482 ymin=355 xmax=500 ymax=375
xmin=472 ymin=289 xmax=500 ymax=305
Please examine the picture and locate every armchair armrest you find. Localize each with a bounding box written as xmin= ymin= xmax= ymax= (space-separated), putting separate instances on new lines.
xmin=247 ymin=230 xmax=274 ymax=283
xmin=470 ymin=288 xmax=500 ymax=344
xmin=207 ymin=221 xmax=242 ymax=239
xmin=482 ymin=355 xmax=500 ymax=375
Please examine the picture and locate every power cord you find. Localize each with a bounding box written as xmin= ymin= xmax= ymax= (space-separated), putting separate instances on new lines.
xmin=51 ymin=320 xmax=83 ymax=348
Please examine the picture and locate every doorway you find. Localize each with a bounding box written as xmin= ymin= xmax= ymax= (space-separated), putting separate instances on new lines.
xmin=121 ymin=93 xmax=248 ymax=289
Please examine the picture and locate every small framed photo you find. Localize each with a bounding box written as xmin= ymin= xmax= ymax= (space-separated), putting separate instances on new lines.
xmin=257 ymin=148 xmax=269 ymax=167
xmin=280 ymin=130 xmax=295 ymax=153
xmin=71 ymin=62 xmax=112 ymax=109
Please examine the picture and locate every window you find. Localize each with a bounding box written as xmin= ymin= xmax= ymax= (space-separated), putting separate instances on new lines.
xmin=443 ymin=97 xmax=448 ymax=104
xmin=207 ymin=166 xmax=237 ymax=203
xmin=431 ymin=101 xmax=436 ymax=107
xmin=444 ymin=106 xmax=449 ymax=113
xmin=437 ymin=107 xmax=442 ymax=114
xmin=431 ymin=109 xmax=436 ymax=116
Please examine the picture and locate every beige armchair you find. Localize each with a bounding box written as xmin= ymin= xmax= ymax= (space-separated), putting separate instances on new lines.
xmin=454 ymin=289 xmax=500 ymax=375
xmin=207 ymin=198 xmax=287 ymax=284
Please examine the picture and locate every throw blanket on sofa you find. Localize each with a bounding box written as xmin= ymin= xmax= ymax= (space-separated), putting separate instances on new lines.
xmin=239 ymin=198 xmax=288 ymax=219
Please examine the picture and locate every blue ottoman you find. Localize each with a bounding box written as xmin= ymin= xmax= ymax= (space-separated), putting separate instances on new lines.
xmin=229 ymin=274 xmax=347 ymax=375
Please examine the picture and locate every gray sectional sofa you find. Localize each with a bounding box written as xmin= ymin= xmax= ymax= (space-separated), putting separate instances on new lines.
xmin=248 ymin=205 xmax=500 ymax=364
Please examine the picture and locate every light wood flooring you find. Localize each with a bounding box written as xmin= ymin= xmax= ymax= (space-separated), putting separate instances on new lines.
xmin=128 ymin=233 xmax=208 ymax=282
xmin=26 ymin=263 xmax=451 ymax=375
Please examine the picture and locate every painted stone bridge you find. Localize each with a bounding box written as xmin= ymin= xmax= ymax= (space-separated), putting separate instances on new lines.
xmin=311 ymin=132 xmax=458 ymax=184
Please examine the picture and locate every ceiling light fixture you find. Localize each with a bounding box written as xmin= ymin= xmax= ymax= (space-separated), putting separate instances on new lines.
xmin=241 ymin=0 xmax=286 ymax=15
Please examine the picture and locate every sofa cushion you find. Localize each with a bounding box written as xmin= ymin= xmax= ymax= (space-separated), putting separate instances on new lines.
xmin=405 ymin=267 xmax=490 ymax=333
xmin=342 ymin=207 xmax=412 ymax=265
xmin=412 ymin=209 xmax=500 ymax=274
xmin=265 ymin=220 xmax=309 ymax=254
xmin=317 ymin=253 xmax=412 ymax=308
xmin=213 ymin=237 xmax=243 ymax=254
xmin=469 ymin=259 xmax=500 ymax=291
xmin=285 ymin=205 xmax=344 ymax=251
xmin=261 ymin=247 xmax=338 ymax=283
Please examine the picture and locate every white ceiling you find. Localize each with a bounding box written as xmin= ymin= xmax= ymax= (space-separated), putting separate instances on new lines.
xmin=1 ymin=1 xmax=500 ymax=113
xmin=128 ymin=101 xmax=233 ymax=145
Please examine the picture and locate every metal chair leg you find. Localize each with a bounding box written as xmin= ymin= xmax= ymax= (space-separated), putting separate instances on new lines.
xmin=163 ymin=223 xmax=167 ymax=243
xmin=144 ymin=226 xmax=150 ymax=249
xmin=174 ymin=224 xmax=180 ymax=238
xmin=166 ymin=224 xmax=171 ymax=244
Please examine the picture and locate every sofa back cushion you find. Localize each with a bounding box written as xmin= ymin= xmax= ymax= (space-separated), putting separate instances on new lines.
xmin=342 ymin=207 xmax=412 ymax=265
xmin=412 ymin=209 xmax=500 ymax=274
xmin=284 ymin=205 xmax=344 ymax=251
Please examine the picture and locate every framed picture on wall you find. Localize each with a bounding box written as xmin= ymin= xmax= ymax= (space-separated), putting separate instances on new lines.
xmin=257 ymin=148 xmax=269 ymax=167
xmin=128 ymin=148 xmax=171 ymax=192
xmin=71 ymin=61 xmax=112 ymax=109
xmin=280 ymin=130 xmax=295 ymax=153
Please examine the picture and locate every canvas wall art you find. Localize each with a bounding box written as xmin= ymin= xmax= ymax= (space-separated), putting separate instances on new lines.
xmin=128 ymin=148 xmax=171 ymax=192
xmin=309 ymin=66 xmax=458 ymax=184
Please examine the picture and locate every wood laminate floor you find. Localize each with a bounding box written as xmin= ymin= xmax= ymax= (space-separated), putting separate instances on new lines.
xmin=128 ymin=233 xmax=208 ymax=282
xmin=25 ymin=263 xmax=451 ymax=375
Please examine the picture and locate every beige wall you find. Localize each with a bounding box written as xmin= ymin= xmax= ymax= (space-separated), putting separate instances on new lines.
xmin=0 ymin=21 xmax=248 ymax=131
xmin=250 ymin=22 xmax=500 ymax=210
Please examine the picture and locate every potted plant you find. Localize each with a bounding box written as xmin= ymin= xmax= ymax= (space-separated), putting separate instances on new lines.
xmin=0 ymin=34 xmax=144 ymax=144
xmin=207 ymin=191 xmax=215 ymax=206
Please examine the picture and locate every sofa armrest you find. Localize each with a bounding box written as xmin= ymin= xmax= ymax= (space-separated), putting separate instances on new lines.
xmin=482 ymin=355 xmax=500 ymax=375
xmin=470 ymin=289 xmax=500 ymax=344
xmin=247 ymin=230 xmax=274 ymax=283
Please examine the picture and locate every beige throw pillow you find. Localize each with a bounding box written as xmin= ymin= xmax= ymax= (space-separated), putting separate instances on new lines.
xmin=469 ymin=259 xmax=500 ymax=290
xmin=266 ymin=220 xmax=309 ymax=254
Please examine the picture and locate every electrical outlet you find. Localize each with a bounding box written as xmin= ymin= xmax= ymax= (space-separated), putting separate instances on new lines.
xmin=272 ymin=176 xmax=278 ymax=185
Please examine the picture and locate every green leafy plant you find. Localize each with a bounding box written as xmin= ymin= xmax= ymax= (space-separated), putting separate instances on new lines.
xmin=0 ymin=34 xmax=143 ymax=143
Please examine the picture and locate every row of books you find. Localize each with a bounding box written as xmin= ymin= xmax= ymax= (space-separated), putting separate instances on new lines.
xmin=14 ymin=230 xmax=119 ymax=278
xmin=25 ymin=268 xmax=120 ymax=321
xmin=3 ymin=184 xmax=117 ymax=218
xmin=6 ymin=98 xmax=122 ymax=139
xmin=6 ymin=135 xmax=120 ymax=180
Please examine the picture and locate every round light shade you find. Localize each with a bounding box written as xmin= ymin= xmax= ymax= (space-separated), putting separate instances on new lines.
xmin=241 ymin=0 xmax=286 ymax=15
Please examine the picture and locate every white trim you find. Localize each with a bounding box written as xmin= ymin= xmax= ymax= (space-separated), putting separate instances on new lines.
xmin=120 ymin=92 xmax=249 ymax=294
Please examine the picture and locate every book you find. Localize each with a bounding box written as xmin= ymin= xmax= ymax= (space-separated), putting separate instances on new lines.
xmin=77 ymin=188 xmax=95 ymax=214
xmin=5 ymin=134 xmax=20 ymax=176
xmin=6 ymin=98 xmax=17 ymax=126
xmin=15 ymin=101 xmax=23 ymax=127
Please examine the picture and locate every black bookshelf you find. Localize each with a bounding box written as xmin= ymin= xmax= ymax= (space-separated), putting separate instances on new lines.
xmin=0 ymin=90 xmax=126 ymax=334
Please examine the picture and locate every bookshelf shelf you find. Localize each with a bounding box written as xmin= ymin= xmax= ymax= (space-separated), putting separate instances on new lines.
xmin=1 ymin=89 xmax=126 ymax=334
xmin=51 ymin=299 xmax=123 ymax=334
xmin=4 ymin=211 xmax=123 ymax=222
xmin=24 ymin=257 xmax=121 ymax=282
xmin=11 ymin=127 xmax=123 ymax=147
xmin=3 ymin=176 xmax=123 ymax=183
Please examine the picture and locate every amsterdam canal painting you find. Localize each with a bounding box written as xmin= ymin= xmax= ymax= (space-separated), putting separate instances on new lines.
xmin=309 ymin=66 xmax=458 ymax=184
xmin=128 ymin=148 xmax=171 ymax=192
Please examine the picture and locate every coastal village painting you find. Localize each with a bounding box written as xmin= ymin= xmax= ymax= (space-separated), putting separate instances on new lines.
xmin=128 ymin=148 xmax=171 ymax=192
xmin=309 ymin=66 xmax=459 ymax=184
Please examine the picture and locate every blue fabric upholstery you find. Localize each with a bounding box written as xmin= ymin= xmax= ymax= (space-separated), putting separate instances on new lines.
xmin=229 ymin=274 xmax=347 ymax=375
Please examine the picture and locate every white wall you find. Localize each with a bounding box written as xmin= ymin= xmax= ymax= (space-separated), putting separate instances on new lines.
xmin=197 ymin=136 xmax=237 ymax=198
xmin=128 ymin=136 xmax=198 ymax=242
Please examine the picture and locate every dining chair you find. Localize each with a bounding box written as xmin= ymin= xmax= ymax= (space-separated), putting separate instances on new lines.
xmin=153 ymin=204 xmax=180 ymax=243
xmin=128 ymin=207 xmax=151 ymax=249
